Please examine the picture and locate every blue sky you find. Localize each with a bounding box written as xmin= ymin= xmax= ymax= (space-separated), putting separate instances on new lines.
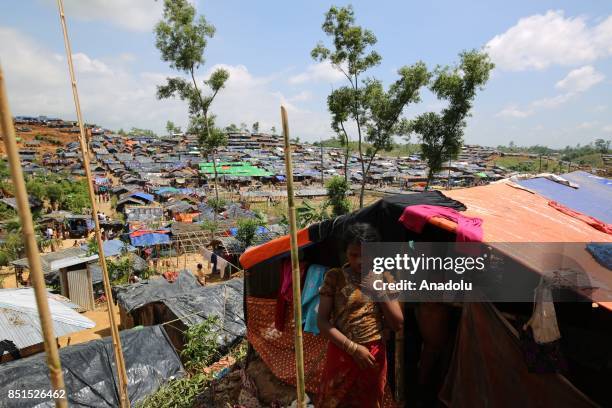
xmin=0 ymin=0 xmax=611 ymax=148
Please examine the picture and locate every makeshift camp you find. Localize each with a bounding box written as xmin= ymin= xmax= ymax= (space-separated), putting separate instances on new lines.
xmin=0 ymin=288 xmax=95 ymax=363
xmin=0 ymin=325 xmax=184 ymax=406
xmin=114 ymin=272 xmax=245 ymax=352
xmin=239 ymin=187 xmax=612 ymax=406
xmin=11 ymin=247 xmax=99 ymax=311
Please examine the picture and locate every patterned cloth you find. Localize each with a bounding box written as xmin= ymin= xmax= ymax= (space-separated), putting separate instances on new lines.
xmin=247 ymin=297 xmax=328 ymax=393
xmin=317 ymin=340 xmax=387 ymax=408
xmin=247 ymin=297 xmax=397 ymax=407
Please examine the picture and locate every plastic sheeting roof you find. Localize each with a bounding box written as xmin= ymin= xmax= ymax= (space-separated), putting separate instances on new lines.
xmin=445 ymin=182 xmax=612 ymax=310
xmin=517 ymin=171 xmax=612 ymax=223
xmin=0 ymin=325 xmax=184 ymax=406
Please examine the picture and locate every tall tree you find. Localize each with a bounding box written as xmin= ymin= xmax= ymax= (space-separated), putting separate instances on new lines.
xmin=410 ymin=50 xmax=494 ymax=188
xmin=166 ymin=120 xmax=181 ymax=135
xmin=251 ymin=121 xmax=260 ymax=133
xmin=155 ymin=0 xmax=229 ymax=202
xmin=359 ymin=63 xmax=430 ymax=203
xmin=312 ymin=5 xmax=381 ymax=208
xmin=328 ymin=87 xmax=353 ymax=183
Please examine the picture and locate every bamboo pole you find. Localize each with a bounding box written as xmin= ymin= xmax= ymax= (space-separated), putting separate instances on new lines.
xmin=55 ymin=1 xmax=130 ymax=406
xmin=281 ymin=106 xmax=306 ymax=407
xmin=0 ymin=65 xmax=68 ymax=408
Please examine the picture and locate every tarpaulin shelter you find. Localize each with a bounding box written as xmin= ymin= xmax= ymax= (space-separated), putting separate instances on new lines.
xmin=239 ymin=187 xmax=612 ymax=406
xmin=0 ymin=326 xmax=184 ymax=406
xmin=129 ymin=229 xmax=171 ymax=247
xmin=114 ymin=272 xmax=245 ymax=352
xmin=516 ymin=171 xmax=611 ymax=223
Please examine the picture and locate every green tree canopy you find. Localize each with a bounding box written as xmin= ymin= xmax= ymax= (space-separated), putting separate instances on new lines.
xmin=410 ymin=50 xmax=494 ymax=187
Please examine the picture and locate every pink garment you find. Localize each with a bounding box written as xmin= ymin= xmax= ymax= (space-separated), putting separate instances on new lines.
xmin=399 ymin=204 xmax=483 ymax=242
xmin=275 ymin=258 xmax=306 ymax=331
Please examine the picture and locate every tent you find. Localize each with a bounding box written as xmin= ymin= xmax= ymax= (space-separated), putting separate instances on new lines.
xmin=238 ymin=187 xmax=611 ymax=406
xmin=0 ymin=326 xmax=184 ymax=406
xmin=114 ymin=272 xmax=245 ymax=352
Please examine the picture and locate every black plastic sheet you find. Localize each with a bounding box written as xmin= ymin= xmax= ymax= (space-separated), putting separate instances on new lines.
xmin=0 ymin=325 xmax=184 ymax=407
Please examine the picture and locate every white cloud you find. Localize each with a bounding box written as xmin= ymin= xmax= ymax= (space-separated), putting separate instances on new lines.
xmin=496 ymin=104 xmax=533 ymax=118
xmin=576 ymin=121 xmax=598 ymax=130
xmin=0 ymin=27 xmax=333 ymax=141
xmin=40 ymin=0 xmax=164 ymax=32
xmin=530 ymin=92 xmax=574 ymax=109
xmin=288 ymin=61 xmax=346 ymax=84
xmin=603 ymin=125 xmax=612 ymax=133
xmin=486 ymin=11 xmax=612 ymax=71
xmin=497 ymin=65 xmax=605 ymax=119
xmin=555 ymin=65 xmax=604 ymax=93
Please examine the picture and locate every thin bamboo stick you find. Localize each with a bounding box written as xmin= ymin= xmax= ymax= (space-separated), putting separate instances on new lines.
xmin=281 ymin=106 xmax=306 ymax=407
xmin=55 ymin=1 xmax=129 ymax=406
xmin=0 ymin=66 xmax=68 ymax=408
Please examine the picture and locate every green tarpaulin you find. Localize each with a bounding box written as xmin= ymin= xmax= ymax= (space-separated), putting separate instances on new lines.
xmin=199 ymin=161 xmax=272 ymax=177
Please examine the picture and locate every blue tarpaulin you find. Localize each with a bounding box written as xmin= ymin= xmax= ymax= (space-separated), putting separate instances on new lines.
xmin=129 ymin=192 xmax=155 ymax=202
xmin=228 ymin=226 xmax=269 ymax=236
xmin=130 ymin=231 xmax=171 ymax=247
xmin=517 ymin=171 xmax=612 ymax=223
xmin=81 ymin=239 xmax=136 ymax=257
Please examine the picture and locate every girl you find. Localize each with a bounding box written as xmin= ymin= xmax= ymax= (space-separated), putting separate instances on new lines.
xmin=317 ymin=223 xmax=403 ymax=407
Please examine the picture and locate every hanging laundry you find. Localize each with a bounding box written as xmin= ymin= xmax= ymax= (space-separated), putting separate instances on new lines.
xmin=217 ymin=257 xmax=229 ymax=279
xmin=398 ymin=205 xmax=483 ymax=242
xmin=275 ymin=258 xmax=307 ymax=331
xmin=301 ymin=264 xmax=329 ymax=335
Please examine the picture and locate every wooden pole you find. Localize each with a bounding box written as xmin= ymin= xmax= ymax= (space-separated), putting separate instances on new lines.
xmin=0 ymin=65 xmax=68 ymax=408
xmin=55 ymin=1 xmax=130 ymax=406
xmin=281 ymin=106 xmax=306 ymax=407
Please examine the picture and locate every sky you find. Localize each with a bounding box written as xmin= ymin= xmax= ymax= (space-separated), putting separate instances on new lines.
xmin=0 ymin=0 xmax=611 ymax=148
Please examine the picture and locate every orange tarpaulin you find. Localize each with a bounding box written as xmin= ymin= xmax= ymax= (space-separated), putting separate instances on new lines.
xmin=443 ymin=183 xmax=612 ymax=310
xmin=239 ymin=228 xmax=310 ymax=269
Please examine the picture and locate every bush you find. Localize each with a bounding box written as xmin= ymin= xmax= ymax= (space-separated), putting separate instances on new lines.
xmin=326 ymin=176 xmax=350 ymax=216
xmin=235 ymin=217 xmax=265 ymax=247
xmin=181 ymin=315 xmax=221 ymax=371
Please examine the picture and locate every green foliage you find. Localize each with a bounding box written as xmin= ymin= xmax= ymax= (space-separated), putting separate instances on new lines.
xmin=410 ymin=50 xmax=495 ymax=187
xmin=206 ymin=197 xmax=226 ymax=213
xmin=312 ymin=5 xmax=381 ymax=79
xmin=200 ymin=219 xmax=220 ymax=235
xmin=251 ymin=121 xmax=260 ymax=133
xmin=296 ymin=199 xmax=330 ymax=228
xmin=235 ymin=217 xmax=265 ymax=247
xmin=137 ymin=372 xmax=210 ymax=408
xmin=325 ymin=176 xmax=350 ymax=216
xmin=166 ymin=120 xmax=181 ymax=135
xmin=127 ymin=127 xmax=157 ymax=138
xmin=181 ymin=315 xmax=221 ymax=370
xmin=155 ymin=0 xmax=229 ymax=201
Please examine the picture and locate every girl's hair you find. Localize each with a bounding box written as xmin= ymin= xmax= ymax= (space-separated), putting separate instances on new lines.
xmin=342 ymin=222 xmax=380 ymax=250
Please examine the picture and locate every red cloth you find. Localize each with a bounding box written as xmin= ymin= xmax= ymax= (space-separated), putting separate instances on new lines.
xmin=548 ymin=200 xmax=612 ymax=235
xmin=316 ymin=340 xmax=387 ymax=408
xmin=275 ymin=258 xmax=306 ymax=331
xmin=399 ymin=204 xmax=483 ymax=242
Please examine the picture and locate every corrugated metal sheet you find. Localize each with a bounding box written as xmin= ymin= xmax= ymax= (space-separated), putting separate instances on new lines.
xmin=67 ymin=269 xmax=94 ymax=311
xmin=0 ymin=308 xmax=84 ymax=354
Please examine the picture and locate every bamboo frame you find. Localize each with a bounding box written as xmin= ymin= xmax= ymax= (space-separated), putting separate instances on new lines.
xmin=281 ymin=106 xmax=306 ymax=407
xmin=55 ymin=1 xmax=129 ymax=406
xmin=0 ymin=66 xmax=68 ymax=408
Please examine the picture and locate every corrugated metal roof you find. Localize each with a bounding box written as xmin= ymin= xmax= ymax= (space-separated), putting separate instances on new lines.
xmin=0 ymin=289 xmax=95 ymax=355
